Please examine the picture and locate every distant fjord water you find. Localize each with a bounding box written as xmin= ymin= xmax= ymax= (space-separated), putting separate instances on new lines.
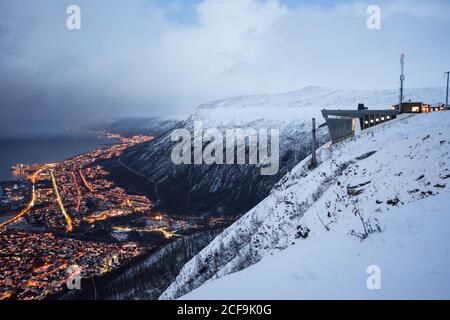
xmin=0 ymin=130 xmax=116 ymax=196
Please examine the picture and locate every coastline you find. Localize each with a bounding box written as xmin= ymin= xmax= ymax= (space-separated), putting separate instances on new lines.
xmin=0 ymin=130 xmax=118 ymax=199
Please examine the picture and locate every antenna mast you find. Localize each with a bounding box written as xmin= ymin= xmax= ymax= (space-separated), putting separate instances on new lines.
xmin=445 ymin=71 xmax=449 ymax=109
xmin=399 ymin=53 xmax=405 ymax=113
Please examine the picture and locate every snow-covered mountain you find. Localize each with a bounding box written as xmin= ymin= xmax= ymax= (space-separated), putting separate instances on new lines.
xmin=87 ymin=117 xmax=180 ymax=138
xmin=195 ymin=86 xmax=445 ymax=126
xmin=117 ymin=86 xmax=445 ymax=216
xmin=160 ymin=110 xmax=450 ymax=300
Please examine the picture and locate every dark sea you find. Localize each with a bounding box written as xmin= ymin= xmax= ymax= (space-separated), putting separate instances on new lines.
xmin=0 ymin=131 xmax=115 ymax=197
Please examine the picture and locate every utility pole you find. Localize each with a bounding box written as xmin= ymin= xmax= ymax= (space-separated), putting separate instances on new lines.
xmin=399 ymin=54 xmax=405 ymax=114
xmin=445 ymin=71 xmax=450 ymax=109
xmin=311 ymin=118 xmax=317 ymax=169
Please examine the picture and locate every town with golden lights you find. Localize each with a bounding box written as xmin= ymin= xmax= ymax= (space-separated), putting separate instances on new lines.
xmin=0 ymin=133 xmax=232 ymax=300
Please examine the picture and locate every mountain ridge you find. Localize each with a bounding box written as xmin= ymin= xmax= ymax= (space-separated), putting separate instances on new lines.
xmin=113 ymin=86 xmax=446 ymax=216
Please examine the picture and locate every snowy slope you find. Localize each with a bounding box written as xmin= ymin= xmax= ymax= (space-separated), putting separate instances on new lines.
xmin=160 ymin=111 xmax=450 ymax=300
xmin=120 ymin=86 xmax=445 ymax=216
xmin=182 ymin=194 xmax=450 ymax=299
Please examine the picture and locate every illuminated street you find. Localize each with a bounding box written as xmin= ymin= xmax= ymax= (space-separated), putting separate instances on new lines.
xmin=0 ymin=134 xmax=154 ymax=299
xmin=50 ymin=170 xmax=73 ymax=232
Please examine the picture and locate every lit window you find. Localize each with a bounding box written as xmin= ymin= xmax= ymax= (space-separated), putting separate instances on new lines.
xmin=412 ymin=106 xmax=420 ymax=112
xmin=376 ymin=118 xmax=380 ymax=122
xmin=364 ymin=121 xmax=369 ymax=124
xmin=387 ymin=116 xmax=391 ymax=120
xmin=381 ymin=117 xmax=385 ymax=121
xmin=370 ymin=119 xmax=374 ymax=123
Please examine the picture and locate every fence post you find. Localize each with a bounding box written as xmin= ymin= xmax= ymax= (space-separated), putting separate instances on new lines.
xmin=311 ymin=118 xmax=317 ymax=168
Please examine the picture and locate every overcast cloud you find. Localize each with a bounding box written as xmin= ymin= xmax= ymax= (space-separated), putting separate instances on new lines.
xmin=0 ymin=0 xmax=449 ymax=137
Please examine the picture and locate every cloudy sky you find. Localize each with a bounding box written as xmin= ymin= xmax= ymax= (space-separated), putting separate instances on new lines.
xmin=0 ymin=0 xmax=449 ymax=137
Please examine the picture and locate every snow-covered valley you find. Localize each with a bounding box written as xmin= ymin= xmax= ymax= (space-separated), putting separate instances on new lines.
xmin=161 ymin=110 xmax=450 ymax=300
